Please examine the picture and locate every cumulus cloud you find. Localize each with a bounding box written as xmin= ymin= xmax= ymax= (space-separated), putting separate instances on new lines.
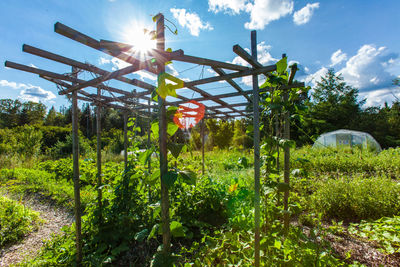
xmin=208 ymin=0 xmax=249 ymax=14
xmin=245 ymin=0 xmax=294 ymax=29
xmin=304 ymin=44 xmax=400 ymax=106
xmin=293 ymin=2 xmax=319 ymax=25
xmin=208 ymin=0 xmax=294 ymax=29
xmin=304 ymin=66 xmax=328 ymax=87
xmin=0 ymin=80 xmax=56 ymax=102
xmin=135 ymin=70 xmax=157 ymax=81
xmin=330 ymin=49 xmax=347 ymax=67
xmin=19 ymin=86 xmax=56 ymax=102
xmin=170 ymin=8 xmax=213 ymax=36
xmin=337 ymin=45 xmax=397 ymax=91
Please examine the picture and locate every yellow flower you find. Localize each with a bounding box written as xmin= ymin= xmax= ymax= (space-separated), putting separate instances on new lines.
xmin=228 ymin=183 xmax=238 ymax=193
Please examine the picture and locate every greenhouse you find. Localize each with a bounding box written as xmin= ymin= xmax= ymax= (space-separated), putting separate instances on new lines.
xmin=313 ymin=129 xmax=382 ymax=152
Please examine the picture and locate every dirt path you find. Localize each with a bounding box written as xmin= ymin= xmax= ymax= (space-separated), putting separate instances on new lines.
xmin=0 ymin=194 xmax=74 ymax=267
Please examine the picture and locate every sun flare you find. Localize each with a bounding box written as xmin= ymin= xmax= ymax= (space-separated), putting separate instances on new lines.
xmin=120 ymin=20 xmax=156 ymax=54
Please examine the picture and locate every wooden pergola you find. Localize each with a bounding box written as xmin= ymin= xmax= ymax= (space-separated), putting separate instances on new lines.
xmin=5 ymin=13 xmax=303 ymax=266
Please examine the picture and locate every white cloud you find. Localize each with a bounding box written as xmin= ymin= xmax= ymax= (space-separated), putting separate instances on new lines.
xmin=99 ymin=57 xmax=111 ymax=65
xmin=304 ymin=66 xmax=328 ymax=87
xmin=337 ymin=45 xmax=395 ymax=90
xmin=19 ymin=86 xmax=56 ymax=102
xmin=245 ymin=0 xmax=294 ymax=30
xmin=170 ymin=8 xmax=214 ymax=36
xmin=359 ymin=88 xmax=400 ymax=107
xmin=304 ymin=44 xmax=400 ymax=106
xmin=135 ymin=70 xmax=157 ymax=81
xmin=330 ymin=49 xmax=347 ymax=67
xmin=209 ymin=0 xmax=294 ymax=30
xmin=293 ymin=2 xmax=319 ymax=25
xmin=0 ymin=80 xmax=29 ymax=89
xmin=208 ymin=0 xmax=249 ymax=14
xmin=0 ymin=79 xmax=56 ymax=102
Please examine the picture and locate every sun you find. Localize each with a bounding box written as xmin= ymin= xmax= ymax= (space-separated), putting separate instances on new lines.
xmin=120 ymin=20 xmax=156 ymax=54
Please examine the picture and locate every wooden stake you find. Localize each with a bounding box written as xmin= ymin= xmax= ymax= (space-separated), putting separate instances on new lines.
xmin=96 ymin=88 xmax=102 ymax=221
xmin=156 ymin=13 xmax=171 ymax=256
xmin=201 ymin=119 xmax=205 ymax=175
xmin=251 ymin=30 xmax=261 ymax=267
xmin=71 ymin=67 xmax=82 ymax=265
xmin=123 ymin=112 xmax=128 ymax=169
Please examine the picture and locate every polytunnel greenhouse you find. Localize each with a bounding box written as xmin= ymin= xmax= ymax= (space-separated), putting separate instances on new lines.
xmin=313 ymin=129 xmax=382 ymax=152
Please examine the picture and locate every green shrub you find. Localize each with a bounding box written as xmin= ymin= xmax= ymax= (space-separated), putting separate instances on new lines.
xmin=0 ymin=196 xmax=42 ymax=246
xmin=48 ymin=133 xmax=92 ymax=159
xmin=311 ymin=175 xmax=400 ymax=222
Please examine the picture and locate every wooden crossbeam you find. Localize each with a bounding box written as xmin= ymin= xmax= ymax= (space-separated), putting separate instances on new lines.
xmin=54 ymin=22 xmax=158 ymax=74
xmin=173 ymin=54 xmax=249 ymax=72
xmin=59 ymin=59 xmax=154 ymax=95
xmin=5 ymin=61 xmax=140 ymax=98
xmin=22 ymin=44 xmax=150 ymax=96
xmin=99 ymin=40 xmax=184 ymax=60
xmin=184 ymin=64 xmax=276 ymax=87
xmin=172 ymin=89 xmax=252 ymax=105
xmin=212 ymin=67 xmax=252 ymax=102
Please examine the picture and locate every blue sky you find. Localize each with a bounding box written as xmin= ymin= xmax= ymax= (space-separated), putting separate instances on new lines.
xmin=1 ymin=0 xmax=399 ymax=110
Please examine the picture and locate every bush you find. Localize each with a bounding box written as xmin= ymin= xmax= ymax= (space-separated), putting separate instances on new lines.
xmin=0 ymin=196 xmax=42 ymax=246
xmin=48 ymin=133 xmax=92 ymax=159
xmin=311 ymin=175 xmax=400 ymax=222
xmin=33 ymin=125 xmax=71 ymax=151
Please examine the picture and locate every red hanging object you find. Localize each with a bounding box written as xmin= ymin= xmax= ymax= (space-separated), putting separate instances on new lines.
xmin=173 ymin=100 xmax=205 ymax=129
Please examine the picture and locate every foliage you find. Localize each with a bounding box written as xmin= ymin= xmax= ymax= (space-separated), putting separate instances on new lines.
xmin=310 ymin=175 xmax=400 ymax=222
xmin=0 ymin=195 xmax=42 ymax=246
xmin=205 ymin=119 xmax=234 ymax=150
xmin=0 ymin=125 xmax=43 ymax=158
xmin=48 ymin=132 xmax=92 ymax=159
xmin=0 ymin=168 xmax=95 ymax=210
xmin=347 ymin=216 xmax=400 ymax=254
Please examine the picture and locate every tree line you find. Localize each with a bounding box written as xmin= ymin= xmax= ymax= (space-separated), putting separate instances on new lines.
xmin=0 ymin=68 xmax=399 ymax=151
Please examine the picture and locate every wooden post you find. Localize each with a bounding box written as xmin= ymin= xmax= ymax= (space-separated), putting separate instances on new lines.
xmin=283 ymin=55 xmax=291 ymax=234
xmin=96 ymin=88 xmax=102 ymax=220
xmin=201 ymin=118 xmax=205 ymax=175
xmin=148 ymin=98 xmax=152 ymax=173
xmin=123 ymin=112 xmax=128 ymax=169
xmin=71 ymin=67 xmax=82 ymax=265
xmin=156 ymin=13 xmax=171 ymax=255
xmin=251 ymin=30 xmax=261 ymax=267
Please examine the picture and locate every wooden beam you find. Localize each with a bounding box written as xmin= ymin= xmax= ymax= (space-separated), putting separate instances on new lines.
xmin=233 ymin=44 xmax=262 ymax=68
xmin=212 ymin=67 xmax=252 ymax=102
xmin=99 ymin=39 xmax=184 ymax=60
xmin=173 ymin=54 xmax=249 ymax=71
xmin=22 ymin=44 xmax=151 ymax=96
xmin=172 ymin=89 xmax=253 ymax=105
xmin=54 ymin=22 xmax=158 ymax=74
xmin=59 ymin=60 xmax=153 ymax=95
xmin=184 ymin=64 xmax=276 ymax=87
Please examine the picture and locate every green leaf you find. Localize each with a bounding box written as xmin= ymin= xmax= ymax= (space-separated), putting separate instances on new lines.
xmin=162 ymin=171 xmax=178 ymax=188
xmin=274 ymin=239 xmax=282 ymax=250
xmin=276 ymin=57 xmax=287 ymax=75
xmin=170 ymin=221 xmax=185 ymax=238
xmin=139 ymin=149 xmax=153 ymax=165
xmin=111 ymin=242 xmax=129 ymax=256
xmin=167 ymin=122 xmax=179 ymax=137
xmin=135 ymin=229 xmax=149 ymax=242
xmin=276 ymin=182 xmax=291 ymax=192
xmin=178 ymin=169 xmax=196 ymax=185
xmin=147 ymin=169 xmax=160 ymax=186
xmin=167 ymin=143 xmax=184 ymax=158
xmin=151 ymin=121 xmax=159 ymax=138
xmin=148 ymin=224 xmax=160 ymax=240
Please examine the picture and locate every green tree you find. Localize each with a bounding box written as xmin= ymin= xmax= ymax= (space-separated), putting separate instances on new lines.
xmin=0 ymin=99 xmax=22 ymax=127
xmin=308 ymin=69 xmax=364 ymax=135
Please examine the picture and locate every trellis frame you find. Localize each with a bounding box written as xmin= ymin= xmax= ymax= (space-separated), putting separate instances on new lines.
xmin=5 ymin=13 xmax=304 ymax=266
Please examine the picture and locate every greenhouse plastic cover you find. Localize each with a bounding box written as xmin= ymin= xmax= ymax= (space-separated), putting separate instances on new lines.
xmin=313 ymin=129 xmax=382 ymax=152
